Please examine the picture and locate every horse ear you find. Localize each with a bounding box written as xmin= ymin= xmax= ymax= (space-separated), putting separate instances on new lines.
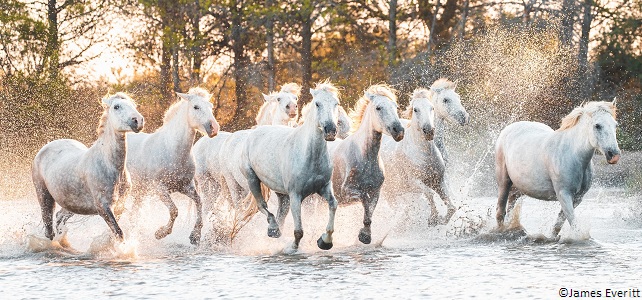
xmin=310 ymin=88 xmax=318 ymax=97
xmin=176 ymin=92 xmax=190 ymax=101
xmin=365 ymin=92 xmax=376 ymax=101
xmin=262 ymin=93 xmax=271 ymax=102
xmin=430 ymin=87 xmax=444 ymax=94
xmin=612 ymin=97 xmax=617 ymax=106
xmin=101 ymin=96 xmax=113 ymax=108
xmin=453 ymin=80 xmax=459 ymax=90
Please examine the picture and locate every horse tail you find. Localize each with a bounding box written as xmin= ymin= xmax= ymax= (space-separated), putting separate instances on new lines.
xmin=239 ymin=183 xmax=270 ymax=224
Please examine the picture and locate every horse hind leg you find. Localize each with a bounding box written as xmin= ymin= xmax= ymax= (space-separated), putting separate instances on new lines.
xmin=55 ymin=209 xmax=74 ymax=236
xmin=243 ymin=167 xmax=280 ymax=238
xmin=495 ymin=151 xmax=512 ymax=229
xmin=34 ymin=182 xmax=55 ymax=240
xmin=155 ymin=188 xmax=178 ymax=240
xmin=181 ymin=181 xmax=204 ymax=245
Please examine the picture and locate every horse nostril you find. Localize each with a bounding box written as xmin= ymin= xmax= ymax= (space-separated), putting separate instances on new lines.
xmin=131 ymin=118 xmax=138 ymax=125
xmin=607 ymin=150 xmax=614 ymax=157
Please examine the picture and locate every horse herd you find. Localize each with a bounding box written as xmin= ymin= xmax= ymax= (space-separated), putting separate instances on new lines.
xmin=31 ymin=78 xmax=621 ymax=251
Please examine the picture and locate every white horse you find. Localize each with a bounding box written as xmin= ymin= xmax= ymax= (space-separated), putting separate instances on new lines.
xmin=428 ymin=78 xmax=469 ymax=163
xmin=495 ymin=100 xmax=620 ymax=237
xmin=32 ymin=93 xmax=144 ymax=241
xmin=255 ymin=83 xmax=300 ymax=126
xmin=194 ymin=83 xmax=302 ymax=214
xmin=330 ymin=84 xmax=405 ymax=244
xmin=381 ymin=88 xmax=458 ymax=224
xmin=127 ymin=87 xmax=219 ymax=245
xmin=240 ymin=81 xmax=341 ymax=250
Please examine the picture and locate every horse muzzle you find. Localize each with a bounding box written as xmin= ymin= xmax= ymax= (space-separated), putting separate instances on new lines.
xmin=205 ymin=120 xmax=220 ymax=138
xmin=323 ymin=123 xmax=337 ymax=141
xmin=606 ymin=150 xmax=621 ymax=164
xmin=390 ymin=123 xmax=405 ymax=142
xmin=458 ymin=112 xmax=470 ymax=126
xmin=130 ymin=117 xmax=144 ymax=133
xmin=423 ymin=127 xmax=435 ymax=141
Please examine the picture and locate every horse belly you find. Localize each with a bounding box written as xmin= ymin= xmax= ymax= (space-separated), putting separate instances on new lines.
xmin=505 ymin=157 xmax=557 ymax=200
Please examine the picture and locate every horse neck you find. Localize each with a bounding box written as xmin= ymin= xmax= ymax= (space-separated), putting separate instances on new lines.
xmin=352 ymin=109 xmax=383 ymax=159
xmin=158 ymin=105 xmax=197 ymax=154
xmin=91 ymin=121 xmax=127 ymax=171
xmin=403 ymin=119 xmax=435 ymax=154
xmin=556 ymin=121 xmax=595 ymax=163
xmin=299 ymin=112 xmax=329 ymax=157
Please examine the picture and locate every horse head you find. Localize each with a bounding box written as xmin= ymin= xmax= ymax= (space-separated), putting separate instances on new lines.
xmin=309 ymin=82 xmax=340 ymax=141
xmin=101 ymin=93 xmax=144 ymax=134
xmin=357 ymin=85 xmax=404 ymax=141
xmin=407 ymin=89 xmax=436 ymax=140
xmin=430 ymin=79 xmax=469 ymax=126
xmin=587 ymin=101 xmax=621 ymax=164
xmin=177 ymin=88 xmax=219 ymax=138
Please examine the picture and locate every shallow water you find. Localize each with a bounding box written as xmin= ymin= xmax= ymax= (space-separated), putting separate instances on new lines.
xmin=1 ymin=189 xmax=641 ymax=298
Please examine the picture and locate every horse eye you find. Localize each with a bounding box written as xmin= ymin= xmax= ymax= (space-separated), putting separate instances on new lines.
xmin=595 ymin=124 xmax=602 ymax=130
xmin=277 ymin=98 xmax=282 ymax=102
xmin=443 ymin=98 xmax=450 ymax=103
xmin=413 ymin=108 xmax=418 ymax=113
xmin=194 ymin=105 xmax=200 ymax=110
xmin=376 ymin=106 xmax=382 ymax=111
xmin=315 ymin=102 xmax=320 ymax=107
xmin=114 ymin=104 xmax=120 ymax=110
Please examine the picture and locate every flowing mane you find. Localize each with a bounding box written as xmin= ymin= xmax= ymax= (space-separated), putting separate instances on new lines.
xmin=280 ymin=82 xmax=302 ymax=97
xmin=350 ymin=84 xmax=397 ymax=132
xmin=558 ymin=101 xmax=617 ymax=131
xmin=97 ymin=92 xmax=136 ymax=136
xmin=403 ymin=88 xmax=431 ymax=119
xmin=431 ymin=78 xmax=457 ymax=91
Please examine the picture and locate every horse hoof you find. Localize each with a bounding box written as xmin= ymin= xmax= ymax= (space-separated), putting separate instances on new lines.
xmin=358 ymin=231 xmax=371 ymax=244
xmin=317 ymin=237 xmax=333 ymax=250
xmin=268 ymin=227 xmax=281 ymax=238
xmin=189 ymin=232 xmax=201 ymax=246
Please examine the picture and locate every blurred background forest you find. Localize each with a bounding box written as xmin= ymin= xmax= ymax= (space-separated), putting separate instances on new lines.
xmin=0 ymin=0 xmax=641 ymax=197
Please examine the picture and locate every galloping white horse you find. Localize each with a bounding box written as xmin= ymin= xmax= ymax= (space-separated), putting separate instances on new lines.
xmin=32 ymin=93 xmax=144 ymax=241
xmin=127 ymin=87 xmax=219 ymax=245
xmin=428 ymin=78 xmax=469 ymax=163
xmin=495 ymin=100 xmax=620 ymax=237
xmin=240 ymin=81 xmax=341 ymax=250
xmin=381 ymin=88 xmax=458 ymax=224
xmin=330 ymin=84 xmax=405 ymax=244
xmin=255 ymin=82 xmax=300 ymax=126
xmin=194 ymin=83 xmax=302 ymax=213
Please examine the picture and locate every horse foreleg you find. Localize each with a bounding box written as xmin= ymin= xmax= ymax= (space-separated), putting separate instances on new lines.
xmin=55 ymin=209 xmax=74 ymax=236
xmin=552 ymin=190 xmax=577 ymax=237
xmin=181 ymin=181 xmax=204 ymax=245
xmin=34 ymin=182 xmax=55 ymax=240
xmin=155 ymin=189 xmax=178 ymax=240
xmin=244 ymin=167 xmax=279 ymax=238
xmin=95 ymin=192 xmax=124 ymax=241
xmin=427 ymin=176 xmax=456 ymax=225
xmin=317 ymin=183 xmax=337 ymax=250
xmin=358 ymin=191 xmax=380 ymax=245
xmin=275 ymin=193 xmax=290 ymax=227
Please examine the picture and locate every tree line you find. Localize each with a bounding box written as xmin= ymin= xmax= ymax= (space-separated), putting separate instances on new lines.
xmin=1 ymin=0 xmax=641 ymax=150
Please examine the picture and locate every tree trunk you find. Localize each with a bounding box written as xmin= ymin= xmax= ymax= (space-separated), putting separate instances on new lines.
xmin=458 ymin=0 xmax=469 ymax=40
xmin=44 ymin=0 xmax=59 ymax=80
xmin=578 ymin=0 xmax=593 ymax=100
xmin=299 ymin=16 xmax=313 ymax=116
xmin=560 ymin=0 xmax=576 ymax=47
xmin=388 ymin=0 xmax=398 ymax=66
xmin=266 ymin=0 xmax=276 ymax=91
xmin=226 ymin=2 xmax=251 ymax=131
xmin=427 ymin=0 xmax=441 ymax=55
xmin=160 ymin=34 xmax=173 ymax=105
xmin=172 ymin=44 xmax=180 ymax=93
xmin=191 ymin=2 xmax=203 ymax=86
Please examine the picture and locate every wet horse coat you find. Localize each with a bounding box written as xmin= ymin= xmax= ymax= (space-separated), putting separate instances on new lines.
xmin=32 ymin=93 xmax=144 ymax=241
xmin=495 ymin=101 xmax=621 ymax=236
